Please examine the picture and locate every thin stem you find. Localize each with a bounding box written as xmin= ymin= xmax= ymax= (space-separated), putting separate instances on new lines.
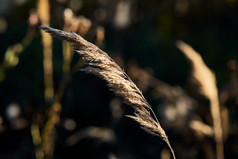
xmin=165 ymin=138 xmax=176 ymax=159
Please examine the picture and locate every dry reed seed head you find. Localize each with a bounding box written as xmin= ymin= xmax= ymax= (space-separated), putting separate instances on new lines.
xmin=82 ymin=67 xmax=149 ymax=108
xmin=176 ymin=40 xmax=223 ymax=159
xmin=127 ymin=114 xmax=167 ymax=140
xmin=176 ymin=40 xmax=218 ymax=99
xmin=40 ymin=26 xmax=176 ymax=159
xmin=40 ymin=26 xmax=156 ymax=109
xmin=126 ymin=106 xmax=167 ymax=139
xmin=80 ymin=71 xmax=146 ymax=110
xmin=81 ymin=54 xmax=115 ymax=66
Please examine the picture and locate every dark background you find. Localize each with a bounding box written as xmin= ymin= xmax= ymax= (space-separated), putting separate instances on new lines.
xmin=0 ymin=0 xmax=238 ymax=158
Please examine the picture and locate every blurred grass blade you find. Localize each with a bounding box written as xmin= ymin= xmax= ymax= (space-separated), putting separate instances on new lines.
xmin=176 ymin=40 xmax=224 ymax=159
xmin=37 ymin=0 xmax=54 ymax=102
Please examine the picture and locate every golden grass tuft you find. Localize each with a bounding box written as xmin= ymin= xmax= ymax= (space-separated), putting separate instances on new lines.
xmin=40 ymin=26 xmax=176 ymax=159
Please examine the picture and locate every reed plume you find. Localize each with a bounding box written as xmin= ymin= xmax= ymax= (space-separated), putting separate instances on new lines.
xmin=39 ymin=26 xmax=176 ymax=159
xmin=176 ymin=40 xmax=224 ymax=159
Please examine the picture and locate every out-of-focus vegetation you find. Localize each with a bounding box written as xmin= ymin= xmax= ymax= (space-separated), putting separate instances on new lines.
xmin=0 ymin=0 xmax=238 ymax=159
